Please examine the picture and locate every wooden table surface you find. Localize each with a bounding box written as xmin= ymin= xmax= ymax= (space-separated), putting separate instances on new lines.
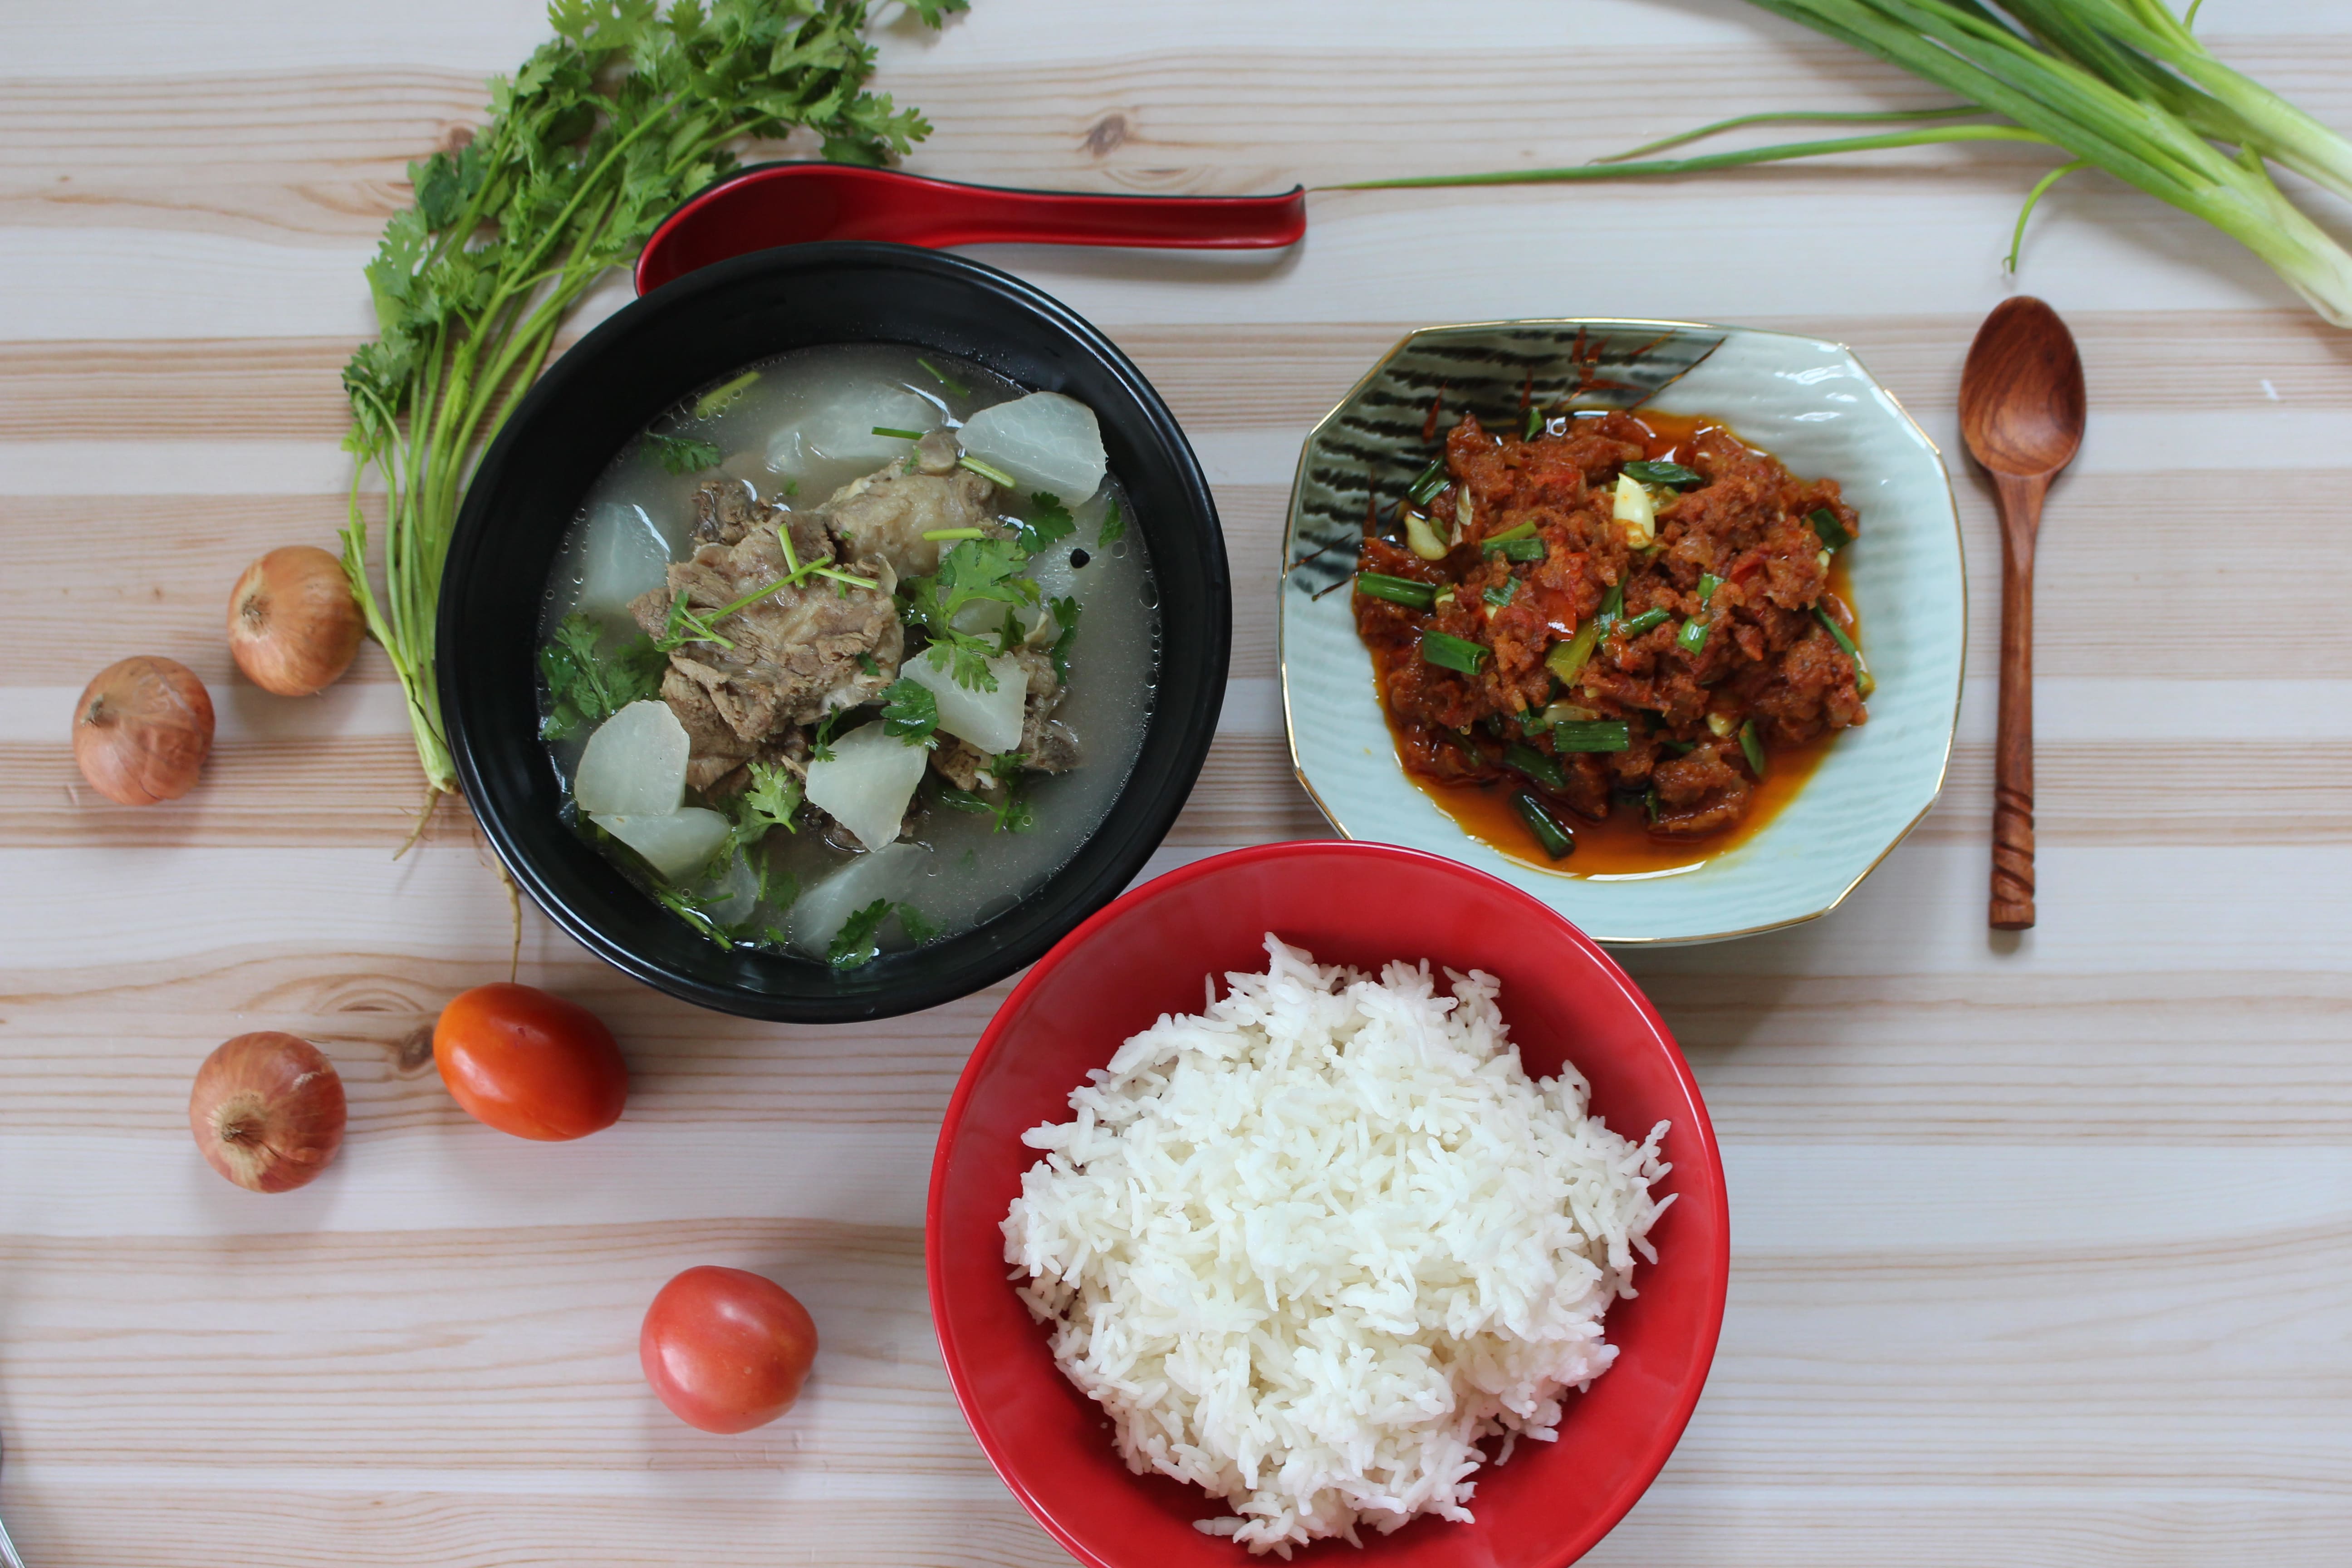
xmin=5 ymin=2 xmax=2351 ymax=1563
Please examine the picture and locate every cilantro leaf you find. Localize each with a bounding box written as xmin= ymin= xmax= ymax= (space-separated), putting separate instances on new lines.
xmin=902 ymin=537 xmax=1042 ymax=692
xmin=1098 ymin=497 xmax=1126 ymax=545
xmin=730 ymin=761 xmax=802 ymax=851
xmin=828 ymin=899 xmax=896 ymax=968
xmin=898 ymin=902 xmax=942 ymax=942
xmin=809 ymin=709 xmax=849 ymax=763
xmin=920 ymin=638 xmax=997 ymax=693
xmin=647 ymin=432 xmax=721 ymax=474
xmin=538 ymin=612 xmax=666 ymax=740
xmin=1015 ymin=491 xmax=1077 ymax=554
xmin=1048 ymin=595 xmax=1082 ymax=683
xmin=881 ymin=678 xmax=939 ymax=747
xmin=937 ymin=757 xmax=1035 ymax=834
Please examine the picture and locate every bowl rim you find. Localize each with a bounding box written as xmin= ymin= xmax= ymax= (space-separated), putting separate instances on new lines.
xmin=926 ymin=838 xmax=1731 ymax=1568
xmin=438 ymin=240 xmax=1230 ymax=1021
xmin=1277 ymin=315 xmax=1968 ymax=946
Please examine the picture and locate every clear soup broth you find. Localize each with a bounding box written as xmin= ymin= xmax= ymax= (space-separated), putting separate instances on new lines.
xmin=538 ymin=344 xmax=1159 ymax=966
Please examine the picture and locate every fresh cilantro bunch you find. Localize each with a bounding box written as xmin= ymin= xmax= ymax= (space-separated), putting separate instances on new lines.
xmin=341 ymin=0 xmax=962 ymax=799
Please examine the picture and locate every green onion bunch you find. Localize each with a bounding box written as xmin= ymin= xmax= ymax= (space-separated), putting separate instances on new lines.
xmin=1345 ymin=1 xmax=2352 ymax=326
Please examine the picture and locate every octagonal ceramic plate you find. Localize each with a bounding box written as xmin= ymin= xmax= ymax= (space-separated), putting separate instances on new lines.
xmin=1278 ymin=318 xmax=1966 ymax=945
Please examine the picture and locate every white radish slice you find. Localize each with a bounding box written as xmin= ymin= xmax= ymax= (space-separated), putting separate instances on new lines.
xmin=591 ymin=807 xmax=731 ymax=880
xmin=769 ymin=385 xmax=942 ymax=474
xmin=957 ymin=392 xmax=1106 ymax=507
xmin=787 ymin=840 xmax=930 ymax=956
xmin=804 ymin=721 xmax=929 ymax=852
xmin=696 ymin=852 xmax=764 ymax=928
xmin=905 ymin=647 xmax=1028 ymax=754
xmin=574 ymin=700 xmax=689 ymax=817
xmin=576 ymin=500 xmax=674 ymax=616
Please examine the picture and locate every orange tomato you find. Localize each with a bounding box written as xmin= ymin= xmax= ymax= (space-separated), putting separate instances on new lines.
xmin=431 ymin=982 xmax=627 ymax=1141
xmin=640 ymin=1266 xmax=819 ymax=1434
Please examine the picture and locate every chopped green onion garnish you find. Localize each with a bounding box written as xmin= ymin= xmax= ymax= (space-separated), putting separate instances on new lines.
xmin=1546 ymin=619 xmax=1599 ymax=686
xmin=1419 ymin=629 xmax=1489 ymax=675
xmin=1660 ymin=738 xmax=1696 ymax=756
xmin=1617 ymin=608 xmax=1671 ymax=638
xmin=1492 ymin=538 xmax=1544 ymax=562
xmin=1484 ymin=579 xmax=1518 ymax=609
xmin=1433 ymin=585 xmax=1456 ymax=610
xmin=958 ymin=454 xmax=1017 ymax=487
xmin=1543 ymin=701 xmax=1598 ymax=725
xmin=1676 ymin=617 xmax=1710 ymax=655
xmin=1622 ymin=459 xmax=1705 ymax=489
xmin=1358 ymin=573 xmax=1437 ymax=610
xmin=1406 ymin=457 xmax=1449 ymax=507
xmin=917 ymin=357 xmax=970 ymax=397
xmin=1505 ymin=743 xmax=1568 ymax=791
xmin=1739 ymin=718 xmax=1767 ymax=777
xmin=1809 ymin=507 xmax=1852 ymax=552
xmin=872 ymin=425 xmax=925 ymax=440
xmin=1594 ymin=580 xmax=1625 ymax=635
xmin=1697 ymin=572 xmax=1722 ymax=604
xmin=1549 ymin=720 xmax=1631 ymax=753
xmin=1812 ymin=606 xmax=1876 ymax=698
xmin=1511 ymin=792 xmax=1576 ymax=860
xmin=1481 ymin=519 xmax=1538 ymax=547
xmin=1523 ymin=405 xmax=1545 ymax=440
xmin=921 ymin=527 xmax=987 ymax=541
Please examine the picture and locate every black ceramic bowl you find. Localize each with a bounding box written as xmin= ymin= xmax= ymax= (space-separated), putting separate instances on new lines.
xmin=439 ymin=242 xmax=1229 ymax=1022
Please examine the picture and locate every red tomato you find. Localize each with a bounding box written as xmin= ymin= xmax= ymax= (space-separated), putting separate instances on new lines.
xmin=432 ymin=982 xmax=627 ymax=1141
xmin=640 ymin=1266 xmax=819 ymax=1434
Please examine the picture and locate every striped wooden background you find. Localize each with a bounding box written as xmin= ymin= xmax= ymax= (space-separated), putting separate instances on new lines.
xmin=4 ymin=1 xmax=2349 ymax=1563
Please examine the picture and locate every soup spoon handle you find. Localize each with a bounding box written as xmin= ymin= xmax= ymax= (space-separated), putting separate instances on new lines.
xmin=0 ymin=1513 xmax=24 ymax=1568
xmin=1989 ymin=472 xmax=2043 ymax=932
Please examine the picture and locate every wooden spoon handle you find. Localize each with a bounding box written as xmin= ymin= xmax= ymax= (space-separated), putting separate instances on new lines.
xmin=1990 ymin=475 xmax=2043 ymax=931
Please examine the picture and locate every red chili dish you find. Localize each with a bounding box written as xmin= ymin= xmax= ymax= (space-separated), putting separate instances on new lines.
xmin=1355 ymin=408 xmax=1872 ymax=875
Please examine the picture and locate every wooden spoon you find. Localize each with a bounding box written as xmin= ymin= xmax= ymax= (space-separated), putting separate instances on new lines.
xmin=1960 ymin=297 xmax=2085 ymax=932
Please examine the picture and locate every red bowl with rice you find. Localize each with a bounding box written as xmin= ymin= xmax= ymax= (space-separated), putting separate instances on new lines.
xmin=927 ymin=840 xmax=1729 ymax=1567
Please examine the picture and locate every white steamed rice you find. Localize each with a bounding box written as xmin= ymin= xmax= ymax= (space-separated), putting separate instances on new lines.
xmin=1001 ymin=937 xmax=1673 ymax=1556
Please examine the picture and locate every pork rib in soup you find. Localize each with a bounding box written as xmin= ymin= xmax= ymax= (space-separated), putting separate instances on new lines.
xmin=537 ymin=345 xmax=1156 ymax=967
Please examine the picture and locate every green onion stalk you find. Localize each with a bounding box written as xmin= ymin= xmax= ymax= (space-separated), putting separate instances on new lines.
xmin=1338 ymin=0 xmax=2352 ymax=326
xmin=341 ymin=0 xmax=963 ymax=825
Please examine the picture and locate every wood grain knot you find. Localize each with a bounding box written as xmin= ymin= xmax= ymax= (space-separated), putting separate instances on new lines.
xmin=1084 ymin=113 xmax=1129 ymax=156
xmin=392 ymin=1024 xmax=436 ymax=1076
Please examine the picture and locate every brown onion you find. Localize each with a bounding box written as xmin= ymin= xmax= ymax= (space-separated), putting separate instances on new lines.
xmin=189 ymin=1033 xmax=347 ymax=1193
xmin=227 ymin=545 xmax=363 ymax=696
xmin=73 ymin=656 xmax=214 ymax=805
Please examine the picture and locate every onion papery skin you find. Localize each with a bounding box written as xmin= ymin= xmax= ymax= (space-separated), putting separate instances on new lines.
xmin=228 ymin=545 xmax=364 ymax=696
xmin=189 ymin=1032 xmax=348 ymax=1194
xmin=73 ymin=656 xmax=214 ymax=806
